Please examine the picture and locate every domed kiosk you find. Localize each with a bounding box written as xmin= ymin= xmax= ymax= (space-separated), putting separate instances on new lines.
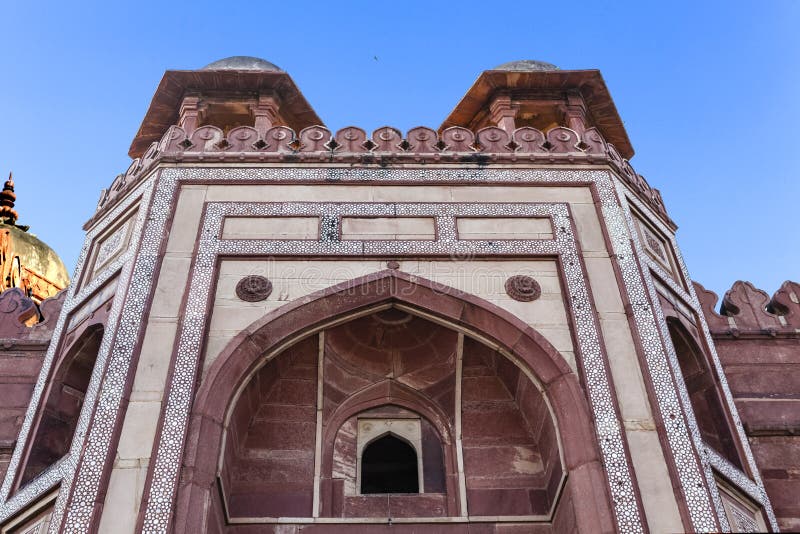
xmin=129 ymin=55 xmax=321 ymax=158
xmin=493 ymin=59 xmax=560 ymax=71
xmin=201 ymin=56 xmax=283 ymax=72
xmin=0 ymin=174 xmax=68 ymax=303
xmin=441 ymin=58 xmax=634 ymax=158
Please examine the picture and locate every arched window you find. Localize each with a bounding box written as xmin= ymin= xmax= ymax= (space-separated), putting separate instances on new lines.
xmin=668 ymin=319 xmax=741 ymax=468
xmin=360 ymin=434 xmax=419 ymax=494
xmin=19 ymin=325 xmax=103 ymax=486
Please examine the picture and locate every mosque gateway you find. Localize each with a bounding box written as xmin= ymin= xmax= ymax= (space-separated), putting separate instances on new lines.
xmin=0 ymin=57 xmax=796 ymax=533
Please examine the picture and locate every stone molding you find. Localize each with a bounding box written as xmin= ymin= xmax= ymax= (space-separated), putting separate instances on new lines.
xmin=89 ymin=124 xmax=671 ymax=231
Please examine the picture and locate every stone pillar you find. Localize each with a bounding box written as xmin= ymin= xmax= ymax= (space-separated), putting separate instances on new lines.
xmin=251 ymin=94 xmax=279 ymax=138
xmin=564 ymin=91 xmax=588 ymax=135
xmin=178 ymin=94 xmax=201 ymax=136
xmin=488 ymin=94 xmax=517 ymax=132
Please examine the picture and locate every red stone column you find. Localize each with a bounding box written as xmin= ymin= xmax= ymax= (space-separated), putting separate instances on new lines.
xmin=564 ymin=91 xmax=588 ymax=136
xmin=488 ymin=94 xmax=517 ymax=133
xmin=251 ymin=94 xmax=279 ymax=138
xmin=178 ymin=94 xmax=201 ymax=136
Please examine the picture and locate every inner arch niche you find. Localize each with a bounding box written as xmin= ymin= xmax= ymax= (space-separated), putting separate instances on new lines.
xmin=181 ymin=272 xmax=613 ymax=532
xmin=220 ymin=308 xmax=563 ymax=522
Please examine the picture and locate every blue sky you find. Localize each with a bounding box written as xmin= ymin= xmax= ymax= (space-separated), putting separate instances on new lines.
xmin=0 ymin=0 xmax=797 ymax=301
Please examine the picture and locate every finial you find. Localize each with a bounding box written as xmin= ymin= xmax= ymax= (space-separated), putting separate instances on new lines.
xmin=0 ymin=172 xmax=19 ymax=225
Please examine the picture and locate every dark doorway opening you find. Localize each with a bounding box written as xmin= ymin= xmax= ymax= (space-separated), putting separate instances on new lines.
xmin=361 ymin=434 xmax=419 ymax=494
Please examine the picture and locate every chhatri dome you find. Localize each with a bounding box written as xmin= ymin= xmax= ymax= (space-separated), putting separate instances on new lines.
xmin=201 ymin=56 xmax=560 ymax=73
xmin=493 ymin=59 xmax=560 ymax=71
xmin=0 ymin=173 xmax=69 ymax=303
xmin=201 ymin=56 xmax=283 ymax=72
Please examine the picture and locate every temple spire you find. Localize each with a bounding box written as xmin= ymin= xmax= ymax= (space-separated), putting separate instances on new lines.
xmin=0 ymin=172 xmax=18 ymax=226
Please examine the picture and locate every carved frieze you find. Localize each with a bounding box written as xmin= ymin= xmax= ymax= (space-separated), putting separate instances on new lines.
xmin=90 ymin=124 xmax=672 ymax=233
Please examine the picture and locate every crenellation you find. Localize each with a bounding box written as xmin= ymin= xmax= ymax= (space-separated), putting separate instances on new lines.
xmin=697 ymin=279 xmax=800 ymax=335
xmin=696 ymin=279 xmax=800 ymax=530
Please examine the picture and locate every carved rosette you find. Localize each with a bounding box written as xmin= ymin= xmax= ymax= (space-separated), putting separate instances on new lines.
xmin=235 ymin=275 xmax=273 ymax=302
xmin=505 ymin=275 xmax=541 ymax=302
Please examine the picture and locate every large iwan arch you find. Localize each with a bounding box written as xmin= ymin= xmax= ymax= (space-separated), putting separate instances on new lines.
xmin=168 ymin=271 xmax=615 ymax=533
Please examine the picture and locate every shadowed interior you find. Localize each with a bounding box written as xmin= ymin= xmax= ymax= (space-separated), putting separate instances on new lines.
xmin=668 ymin=319 xmax=742 ymax=468
xmin=19 ymin=325 xmax=103 ymax=487
xmin=219 ymin=307 xmax=563 ymax=525
xmin=360 ymin=434 xmax=419 ymax=494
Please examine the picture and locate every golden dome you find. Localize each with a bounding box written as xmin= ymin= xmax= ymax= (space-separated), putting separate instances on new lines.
xmin=0 ymin=173 xmax=69 ymax=302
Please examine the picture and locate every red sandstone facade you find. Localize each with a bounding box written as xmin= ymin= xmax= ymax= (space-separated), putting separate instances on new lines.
xmin=696 ymin=281 xmax=800 ymax=531
xmin=0 ymin=57 xmax=795 ymax=533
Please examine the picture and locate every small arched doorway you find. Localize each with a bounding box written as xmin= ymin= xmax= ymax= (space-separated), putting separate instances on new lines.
xmin=360 ymin=433 xmax=420 ymax=494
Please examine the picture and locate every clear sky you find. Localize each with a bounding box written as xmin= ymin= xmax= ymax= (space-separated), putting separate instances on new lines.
xmin=0 ymin=0 xmax=797 ymax=301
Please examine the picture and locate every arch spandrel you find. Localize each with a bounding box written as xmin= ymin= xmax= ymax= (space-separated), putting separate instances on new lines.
xmin=197 ymin=271 xmax=572 ymax=421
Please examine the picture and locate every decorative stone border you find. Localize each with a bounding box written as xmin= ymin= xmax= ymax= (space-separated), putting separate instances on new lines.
xmin=0 ymin=175 xmax=156 ymax=531
xmin=89 ymin=124 xmax=672 ymax=232
xmin=0 ymin=166 xmax=771 ymax=533
xmin=140 ymin=196 xmax=646 ymax=533
xmin=620 ymin=183 xmax=778 ymax=530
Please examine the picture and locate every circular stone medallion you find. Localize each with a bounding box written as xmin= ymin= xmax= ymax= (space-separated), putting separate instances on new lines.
xmin=235 ymin=275 xmax=273 ymax=302
xmin=505 ymin=275 xmax=541 ymax=302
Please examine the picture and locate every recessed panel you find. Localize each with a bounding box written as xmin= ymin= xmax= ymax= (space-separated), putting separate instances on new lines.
xmin=341 ymin=217 xmax=436 ymax=241
xmin=222 ymin=217 xmax=319 ymax=240
xmin=457 ymin=217 xmax=553 ymax=240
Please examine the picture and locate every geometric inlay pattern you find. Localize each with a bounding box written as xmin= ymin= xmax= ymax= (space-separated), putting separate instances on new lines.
xmin=140 ymin=199 xmax=647 ymax=533
xmin=0 ymin=166 xmax=775 ymax=533
xmin=621 ymin=185 xmax=778 ymax=530
xmin=0 ymin=176 xmax=155 ymax=532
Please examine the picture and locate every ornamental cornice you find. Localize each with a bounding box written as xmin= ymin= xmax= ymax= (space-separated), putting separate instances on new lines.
xmin=87 ymin=124 xmax=672 ymax=230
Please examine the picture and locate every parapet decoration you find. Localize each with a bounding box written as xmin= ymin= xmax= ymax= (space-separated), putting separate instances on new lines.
xmin=0 ymin=287 xmax=66 ymax=340
xmin=89 ymin=124 xmax=670 ymax=229
xmin=695 ymin=280 xmax=800 ymax=336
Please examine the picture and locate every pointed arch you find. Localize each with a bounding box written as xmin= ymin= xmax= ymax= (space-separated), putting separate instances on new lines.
xmin=321 ymin=379 xmax=454 ymax=450
xmin=666 ymin=317 xmax=743 ymax=468
xmin=18 ymin=323 xmax=104 ymax=487
xmin=360 ymin=433 xmax=419 ymax=494
xmin=172 ymin=270 xmax=612 ymax=532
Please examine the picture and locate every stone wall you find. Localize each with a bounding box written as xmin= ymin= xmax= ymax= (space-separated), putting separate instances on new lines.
xmin=696 ymin=280 xmax=800 ymax=531
xmin=0 ymin=288 xmax=64 ymax=482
